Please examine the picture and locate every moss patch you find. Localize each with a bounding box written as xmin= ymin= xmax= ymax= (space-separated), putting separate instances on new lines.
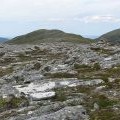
xmin=0 ymin=67 xmax=13 ymax=77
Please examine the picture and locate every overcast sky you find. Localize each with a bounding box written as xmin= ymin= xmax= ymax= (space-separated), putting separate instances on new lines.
xmin=0 ymin=0 xmax=120 ymax=37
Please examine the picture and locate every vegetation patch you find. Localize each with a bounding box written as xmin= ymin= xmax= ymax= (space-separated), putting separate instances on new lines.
xmin=90 ymin=47 xmax=113 ymax=55
xmin=0 ymin=57 xmax=15 ymax=65
xmin=53 ymin=88 xmax=67 ymax=102
xmin=74 ymin=64 xmax=91 ymax=69
xmin=92 ymin=94 xmax=118 ymax=109
xmin=0 ymin=95 xmax=29 ymax=112
xmin=75 ymin=63 xmax=120 ymax=81
xmin=32 ymin=62 xmax=41 ymax=70
xmin=7 ymin=29 xmax=92 ymax=44
xmin=93 ymin=63 xmax=101 ymax=70
xmin=90 ymin=109 xmax=120 ymax=120
xmin=0 ymin=67 xmax=13 ymax=77
xmin=106 ymin=66 xmax=120 ymax=78
xmin=74 ymin=63 xmax=102 ymax=79
xmin=17 ymin=53 xmax=32 ymax=61
xmin=74 ymin=63 xmax=101 ymax=72
xmin=53 ymin=85 xmax=93 ymax=102
xmin=45 ymin=72 xmax=77 ymax=78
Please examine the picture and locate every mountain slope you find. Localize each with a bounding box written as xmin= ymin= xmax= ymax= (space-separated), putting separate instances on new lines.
xmin=6 ymin=29 xmax=92 ymax=44
xmin=98 ymin=29 xmax=120 ymax=44
xmin=0 ymin=37 xmax=9 ymax=43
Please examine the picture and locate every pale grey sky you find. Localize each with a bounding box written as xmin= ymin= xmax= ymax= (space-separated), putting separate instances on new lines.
xmin=0 ymin=0 xmax=120 ymax=37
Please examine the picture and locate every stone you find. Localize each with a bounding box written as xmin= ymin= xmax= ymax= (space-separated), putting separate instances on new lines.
xmin=29 ymin=105 xmax=89 ymax=120
xmin=93 ymin=103 xmax=99 ymax=111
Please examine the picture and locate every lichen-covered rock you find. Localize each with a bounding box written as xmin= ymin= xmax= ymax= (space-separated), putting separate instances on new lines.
xmin=0 ymin=42 xmax=120 ymax=120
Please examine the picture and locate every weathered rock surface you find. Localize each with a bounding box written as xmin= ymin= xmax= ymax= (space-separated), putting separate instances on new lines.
xmin=0 ymin=42 xmax=120 ymax=120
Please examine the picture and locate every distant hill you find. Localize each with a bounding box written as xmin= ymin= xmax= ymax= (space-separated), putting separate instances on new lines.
xmin=98 ymin=29 xmax=120 ymax=45
xmin=84 ymin=35 xmax=98 ymax=39
xmin=0 ymin=37 xmax=9 ymax=43
xmin=6 ymin=29 xmax=92 ymax=44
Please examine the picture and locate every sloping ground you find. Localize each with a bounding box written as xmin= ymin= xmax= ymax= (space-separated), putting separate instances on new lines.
xmin=98 ymin=29 xmax=120 ymax=44
xmin=0 ymin=37 xmax=9 ymax=43
xmin=6 ymin=29 xmax=92 ymax=44
xmin=0 ymin=42 xmax=120 ymax=120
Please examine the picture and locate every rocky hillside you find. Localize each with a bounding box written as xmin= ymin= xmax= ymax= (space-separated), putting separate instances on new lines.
xmin=6 ymin=29 xmax=92 ymax=44
xmin=98 ymin=29 xmax=120 ymax=44
xmin=0 ymin=41 xmax=120 ymax=120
